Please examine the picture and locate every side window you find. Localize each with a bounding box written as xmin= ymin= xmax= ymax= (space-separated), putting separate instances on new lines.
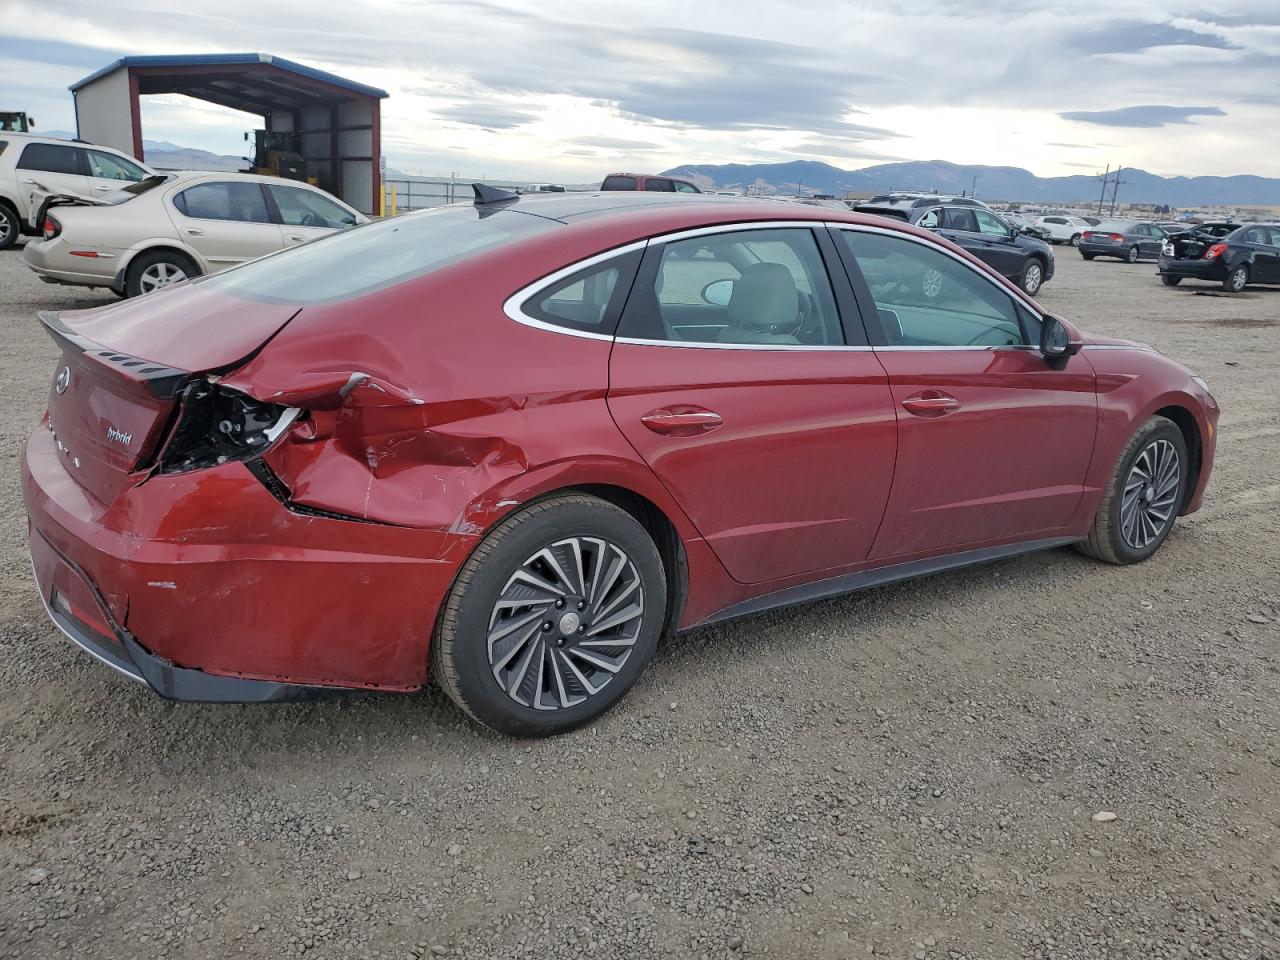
xmin=17 ymin=142 xmax=85 ymax=175
xmin=916 ymin=208 xmax=942 ymax=228
xmin=521 ymin=255 xmax=634 ymax=334
xmin=643 ymin=178 xmax=675 ymax=192
xmin=674 ymin=181 xmax=699 ymax=194
xmin=87 ymin=150 xmax=147 ymax=181
xmin=942 ymin=208 xmax=979 ymax=232
xmin=601 ymin=176 xmax=636 ymax=191
xmin=838 ymin=230 xmax=1023 ymax=348
xmin=172 ymin=182 xmax=271 ymax=223
xmin=619 ymin=228 xmax=843 ymax=346
xmin=1046 ymin=217 xmax=1065 ymax=226
xmin=974 ymin=210 xmax=1010 ymax=236
xmin=269 ymin=185 xmax=357 ymax=229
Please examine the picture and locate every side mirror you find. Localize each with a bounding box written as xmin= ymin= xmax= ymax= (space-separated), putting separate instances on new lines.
xmin=1040 ymin=314 xmax=1083 ymax=368
xmin=702 ymin=279 xmax=734 ymax=306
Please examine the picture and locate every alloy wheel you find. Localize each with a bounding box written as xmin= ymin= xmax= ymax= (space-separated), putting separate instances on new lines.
xmin=1228 ymin=267 xmax=1247 ymax=292
xmin=1120 ymin=439 xmax=1180 ymax=550
xmin=921 ymin=268 xmax=943 ymax=299
xmin=1023 ymin=262 xmax=1042 ymax=294
xmin=0 ymin=216 xmax=11 ymax=246
xmin=487 ymin=536 xmax=645 ymax=711
xmin=1126 ymin=246 xmax=1139 ymax=263
xmin=139 ymin=261 xmax=187 ymax=294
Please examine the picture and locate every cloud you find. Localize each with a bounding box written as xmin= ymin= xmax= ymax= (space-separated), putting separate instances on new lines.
xmin=571 ymin=136 xmax=664 ymax=150
xmin=1065 ymin=20 xmax=1233 ymax=55
xmin=431 ymin=104 xmax=541 ymax=130
xmin=1059 ymin=105 xmax=1226 ymax=128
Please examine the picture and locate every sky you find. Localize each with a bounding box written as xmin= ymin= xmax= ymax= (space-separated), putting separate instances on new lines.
xmin=1 ymin=0 xmax=1278 ymax=182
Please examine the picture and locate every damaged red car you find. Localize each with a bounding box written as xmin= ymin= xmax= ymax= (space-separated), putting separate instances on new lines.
xmin=23 ymin=189 xmax=1219 ymax=736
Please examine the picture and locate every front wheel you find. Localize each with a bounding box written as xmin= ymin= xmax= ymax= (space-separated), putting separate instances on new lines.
xmin=1081 ymin=252 xmax=1095 ymax=261
xmin=0 ymin=204 xmax=19 ymax=251
xmin=1077 ymin=416 xmax=1188 ymax=565
xmin=1161 ymin=275 xmax=1182 ymax=287
xmin=1126 ymin=245 xmax=1140 ymax=264
xmin=432 ymin=494 xmax=667 ymax=737
xmin=1222 ymin=265 xmax=1248 ymax=293
xmin=1021 ymin=259 xmax=1044 ymax=296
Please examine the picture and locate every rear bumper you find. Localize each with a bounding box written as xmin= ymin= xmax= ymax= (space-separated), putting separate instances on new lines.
xmin=23 ymin=239 xmax=118 ymax=288
xmin=23 ymin=424 xmax=463 ymax=698
xmin=1158 ymin=257 xmax=1226 ymax=281
xmin=1079 ymin=241 xmax=1124 ymax=257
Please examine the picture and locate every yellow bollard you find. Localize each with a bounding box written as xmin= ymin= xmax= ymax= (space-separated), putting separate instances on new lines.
xmin=379 ymin=183 xmax=385 ymax=218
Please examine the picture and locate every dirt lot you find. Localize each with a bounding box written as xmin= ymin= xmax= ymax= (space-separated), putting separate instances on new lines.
xmin=1 ymin=242 xmax=1277 ymax=960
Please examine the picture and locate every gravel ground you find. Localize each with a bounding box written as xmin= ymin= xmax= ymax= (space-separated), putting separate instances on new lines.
xmin=1 ymin=242 xmax=1278 ymax=960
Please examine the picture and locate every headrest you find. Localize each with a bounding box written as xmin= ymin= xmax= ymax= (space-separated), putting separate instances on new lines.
xmin=727 ymin=262 xmax=799 ymax=330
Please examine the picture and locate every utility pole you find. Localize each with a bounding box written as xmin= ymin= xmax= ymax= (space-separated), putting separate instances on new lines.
xmin=796 ymin=180 xmax=803 ymax=198
xmin=1096 ymin=164 xmax=1110 ymax=215
xmin=971 ymin=174 xmax=978 ymax=199
xmin=1108 ymin=166 xmax=1128 ymax=216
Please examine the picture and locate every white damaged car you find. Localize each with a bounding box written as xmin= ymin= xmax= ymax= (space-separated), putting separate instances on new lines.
xmin=23 ymin=171 xmax=366 ymax=297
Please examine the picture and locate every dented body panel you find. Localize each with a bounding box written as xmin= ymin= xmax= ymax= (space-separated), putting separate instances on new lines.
xmin=21 ymin=194 xmax=1220 ymax=699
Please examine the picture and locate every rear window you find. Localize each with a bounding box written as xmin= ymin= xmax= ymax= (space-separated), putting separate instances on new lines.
xmin=202 ymin=203 xmax=558 ymax=304
xmin=601 ymin=176 xmax=636 ymax=191
xmin=1093 ymin=220 xmax=1132 ymax=232
xmin=98 ymin=174 xmax=173 ymax=205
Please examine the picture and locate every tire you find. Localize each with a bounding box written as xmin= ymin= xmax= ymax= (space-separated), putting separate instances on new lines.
xmin=432 ymin=494 xmax=667 ymax=737
xmin=1161 ymin=275 xmax=1182 ymax=287
xmin=124 ymin=250 xmax=198 ymax=298
xmin=1069 ymin=234 xmax=1081 ymax=247
xmin=1081 ymin=252 xmax=1095 ymax=261
xmin=1125 ymin=245 xmax=1140 ymax=264
xmin=1222 ymin=265 xmax=1248 ymax=293
xmin=1077 ymin=416 xmax=1189 ymax=565
xmin=1021 ymin=258 xmax=1045 ymax=297
xmin=0 ymin=203 xmax=19 ymax=251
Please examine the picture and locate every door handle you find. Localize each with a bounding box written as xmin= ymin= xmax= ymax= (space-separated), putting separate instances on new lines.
xmin=93 ymin=185 xmax=112 ymax=191
xmin=183 ymin=228 xmax=205 ymax=236
xmin=901 ymin=392 xmax=961 ymax=417
xmin=20 ymin=178 xmax=36 ymax=185
xmin=640 ymin=408 xmax=724 ymax=435
xmin=286 ymin=234 xmax=306 ymax=242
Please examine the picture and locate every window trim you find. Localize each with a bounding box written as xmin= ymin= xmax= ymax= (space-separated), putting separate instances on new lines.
xmin=828 ymin=222 xmax=1042 ymax=351
xmin=506 ymin=220 xmax=874 ymax=351
xmin=505 ymin=219 xmax=1047 ymax=352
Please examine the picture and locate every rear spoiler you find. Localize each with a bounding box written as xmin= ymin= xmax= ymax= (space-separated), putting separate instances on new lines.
xmin=38 ymin=311 xmax=188 ymax=399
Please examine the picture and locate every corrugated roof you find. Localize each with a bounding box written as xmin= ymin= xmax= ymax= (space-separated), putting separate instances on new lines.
xmin=70 ymin=53 xmax=388 ymax=99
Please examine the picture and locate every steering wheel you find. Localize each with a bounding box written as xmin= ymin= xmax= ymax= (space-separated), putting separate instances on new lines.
xmin=300 ymin=211 xmax=320 ymax=227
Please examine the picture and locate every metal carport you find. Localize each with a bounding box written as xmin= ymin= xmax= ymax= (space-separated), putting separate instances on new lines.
xmin=70 ymin=53 xmax=388 ymax=215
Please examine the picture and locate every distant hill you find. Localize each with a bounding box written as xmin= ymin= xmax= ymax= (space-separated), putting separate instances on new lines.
xmin=39 ymin=130 xmax=247 ymax=172
xmin=663 ymin=159 xmax=1280 ymax=207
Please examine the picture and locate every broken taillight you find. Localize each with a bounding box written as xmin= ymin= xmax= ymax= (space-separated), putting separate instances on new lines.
xmin=157 ymin=380 xmax=301 ymax=474
xmin=1203 ymin=243 xmax=1228 ymax=260
xmin=42 ymin=216 xmax=61 ymax=241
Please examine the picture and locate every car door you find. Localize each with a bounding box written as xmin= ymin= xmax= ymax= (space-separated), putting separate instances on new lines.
xmin=266 ymin=183 xmax=360 ymax=247
xmin=84 ymin=148 xmax=148 ymax=196
xmin=972 ymin=209 xmax=1027 ymax=279
xmin=831 ymin=225 xmax=1097 ymax=561
xmin=15 ymin=141 xmax=91 ymax=219
xmin=1244 ymin=227 xmax=1280 ymax=283
xmin=167 ymin=180 xmax=284 ymax=271
xmin=607 ymin=224 xmax=898 ymax=585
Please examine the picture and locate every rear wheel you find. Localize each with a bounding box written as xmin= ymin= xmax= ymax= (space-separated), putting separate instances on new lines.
xmin=1077 ymin=416 xmax=1188 ymax=565
xmin=1161 ymin=275 xmax=1182 ymax=287
xmin=1222 ymin=265 xmax=1248 ymax=293
xmin=0 ymin=203 xmax=19 ymax=251
xmin=125 ymin=250 xmax=198 ymax=297
xmin=1069 ymin=233 xmax=1081 ymax=247
xmin=1021 ymin=258 xmax=1044 ymax=296
xmin=1125 ymin=245 xmax=1140 ymax=264
xmin=432 ymin=494 xmax=667 ymax=737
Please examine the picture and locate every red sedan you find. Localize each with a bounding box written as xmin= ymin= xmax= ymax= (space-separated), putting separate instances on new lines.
xmin=23 ymin=190 xmax=1219 ymax=735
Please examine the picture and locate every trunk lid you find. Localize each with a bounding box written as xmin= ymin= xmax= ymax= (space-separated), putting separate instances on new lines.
xmin=1166 ymin=229 xmax=1215 ymax=260
xmin=40 ymin=284 xmax=300 ymax=505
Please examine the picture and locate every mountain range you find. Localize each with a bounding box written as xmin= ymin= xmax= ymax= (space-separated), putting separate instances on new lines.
xmin=42 ymin=131 xmax=246 ymax=172
xmin=661 ymin=159 xmax=1280 ymax=208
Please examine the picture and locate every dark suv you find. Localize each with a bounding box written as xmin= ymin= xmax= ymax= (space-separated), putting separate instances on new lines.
xmin=601 ymin=173 xmax=702 ymax=194
xmin=854 ymin=197 xmax=1054 ymax=296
